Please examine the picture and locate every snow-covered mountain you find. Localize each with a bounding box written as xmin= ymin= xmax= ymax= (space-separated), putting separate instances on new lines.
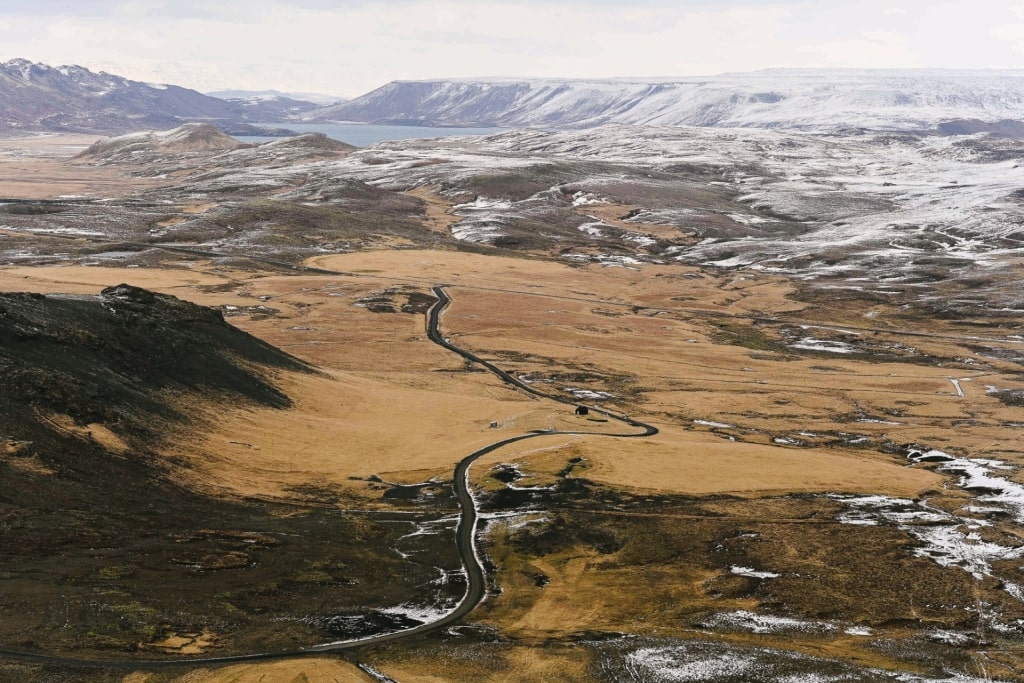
xmin=0 ymin=59 xmax=317 ymax=134
xmin=207 ymin=89 xmax=344 ymax=106
xmin=309 ymin=70 xmax=1024 ymax=133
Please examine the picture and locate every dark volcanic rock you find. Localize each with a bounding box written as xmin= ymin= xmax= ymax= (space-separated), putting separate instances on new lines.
xmin=0 ymin=284 xmax=310 ymax=446
xmin=0 ymin=286 xmax=450 ymax=660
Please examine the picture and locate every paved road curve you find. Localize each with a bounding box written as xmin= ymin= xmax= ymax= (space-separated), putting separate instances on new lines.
xmin=0 ymin=285 xmax=657 ymax=670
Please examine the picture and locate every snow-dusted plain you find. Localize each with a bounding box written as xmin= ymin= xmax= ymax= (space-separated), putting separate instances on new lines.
xmin=271 ymin=125 xmax=1021 ymax=311
xmin=32 ymin=120 xmax=1024 ymax=317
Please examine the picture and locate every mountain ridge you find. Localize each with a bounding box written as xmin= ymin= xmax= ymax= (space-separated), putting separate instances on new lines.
xmin=0 ymin=59 xmax=320 ymax=134
xmin=307 ymin=69 xmax=1024 ymax=133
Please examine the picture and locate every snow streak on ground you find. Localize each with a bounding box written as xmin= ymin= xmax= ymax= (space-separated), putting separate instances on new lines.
xmin=699 ymin=610 xmax=836 ymax=635
xmin=787 ymin=338 xmax=859 ymax=354
xmin=450 ymin=196 xmax=513 ymax=242
xmin=595 ymin=636 xmax=999 ymax=683
xmin=730 ymin=565 xmax=780 ymax=579
xmin=834 ymin=448 xmax=1024 ymax=582
xmin=269 ymin=125 xmax=1024 ymax=302
xmin=380 ymin=601 xmax=455 ymax=626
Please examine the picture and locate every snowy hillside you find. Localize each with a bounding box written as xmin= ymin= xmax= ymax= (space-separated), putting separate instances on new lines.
xmin=310 ymin=69 xmax=1024 ymax=132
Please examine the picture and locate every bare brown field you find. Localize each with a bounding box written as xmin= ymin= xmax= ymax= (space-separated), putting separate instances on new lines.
xmin=571 ymin=200 xmax=697 ymax=242
xmin=403 ymin=186 xmax=460 ymax=235
xmin=0 ymin=134 xmax=169 ymax=198
xmin=121 ymin=658 xmax=373 ymax=683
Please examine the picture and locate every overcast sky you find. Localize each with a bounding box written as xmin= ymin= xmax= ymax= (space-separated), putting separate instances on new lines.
xmin=1 ymin=0 xmax=1023 ymax=98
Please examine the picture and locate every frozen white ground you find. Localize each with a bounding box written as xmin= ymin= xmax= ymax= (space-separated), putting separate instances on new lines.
xmin=262 ymin=125 xmax=1024 ymax=303
xmin=24 ymin=122 xmax=1022 ymax=314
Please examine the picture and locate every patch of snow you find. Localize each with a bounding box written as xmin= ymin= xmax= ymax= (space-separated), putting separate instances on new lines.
xmin=726 ymin=212 xmax=772 ymax=225
xmin=788 ymin=338 xmax=859 ymax=354
xmin=844 ymin=626 xmax=873 ymax=636
xmin=627 ymin=647 xmax=756 ymax=681
xmin=601 ymin=636 xmax=1000 ymax=683
xmin=700 ymin=610 xmax=836 ymax=634
xmin=928 ymin=630 xmax=973 ymax=646
xmin=730 ymin=565 xmax=780 ymax=579
xmin=694 ymin=419 xmax=735 ymax=429
xmin=380 ymin=602 xmax=452 ymax=626
xmin=834 ymin=481 xmax=1024 ymax=581
xmin=577 ymin=220 xmax=607 ymax=237
xmin=24 ymin=227 xmax=104 ymax=237
xmin=622 ymin=231 xmax=658 ymax=247
xmin=482 ymin=512 xmax=548 ymax=532
xmin=572 ymin=191 xmax=606 ymax=206
xmin=1003 ymin=581 xmax=1024 ymax=601
xmin=565 ymin=387 xmax=615 ymax=400
xmin=563 ymin=253 xmax=647 ymax=267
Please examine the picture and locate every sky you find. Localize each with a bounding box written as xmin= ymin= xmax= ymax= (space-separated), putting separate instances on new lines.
xmin=1 ymin=0 xmax=1023 ymax=99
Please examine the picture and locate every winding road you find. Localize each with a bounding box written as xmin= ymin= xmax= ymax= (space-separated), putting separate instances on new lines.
xmin=0 ymin=285 xmax=657 ymax=671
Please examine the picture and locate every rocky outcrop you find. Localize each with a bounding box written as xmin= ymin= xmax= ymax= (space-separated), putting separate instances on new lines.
xmin=0 ymin=284 xmax=310 ymax=448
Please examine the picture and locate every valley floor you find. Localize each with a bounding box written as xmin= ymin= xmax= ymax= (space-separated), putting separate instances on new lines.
xmin=2 ymin=133 xmax=1024 ymax=682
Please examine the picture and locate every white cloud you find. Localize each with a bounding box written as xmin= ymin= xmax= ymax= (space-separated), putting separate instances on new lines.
xmin=797 ymin=34 xmax=918 ymax=69
xmin=1 ymin=0 xmax=1023 ymax=96
xmin=992 ymin=23 xmax=1024 ymax=53
xmin=992 ymin=4 xmax=1024 ymax=53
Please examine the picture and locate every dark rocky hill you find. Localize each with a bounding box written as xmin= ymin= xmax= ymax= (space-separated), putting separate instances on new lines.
xmin=0 ymin=59 xmax=320 ymax=134
xmin=0 ymin=284 xmax=309 ymax=454
xmin=0 ymin=286 xmax=437 ymax=662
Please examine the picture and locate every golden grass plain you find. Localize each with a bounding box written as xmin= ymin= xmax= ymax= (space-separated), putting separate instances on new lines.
xmin=0 ymin=251 xmax=949 ymax=503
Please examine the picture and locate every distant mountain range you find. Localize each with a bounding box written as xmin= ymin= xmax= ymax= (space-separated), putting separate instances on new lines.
xmin=3 ymin=60 xmax=1024 ymax=135
xmin=0 ymin=59 xmax=320 ymax=134
xmin=206 ymin=89 xmax=346 ymax=106
xmin=308 ymin=70 xmax=1024 ymax=133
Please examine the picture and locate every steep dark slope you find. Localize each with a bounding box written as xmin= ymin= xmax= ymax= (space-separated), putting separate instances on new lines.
xmin=0 ymin=285 xmax=438 ymax=662
xmin=0 ymin=284 xmax=306 ymax=441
